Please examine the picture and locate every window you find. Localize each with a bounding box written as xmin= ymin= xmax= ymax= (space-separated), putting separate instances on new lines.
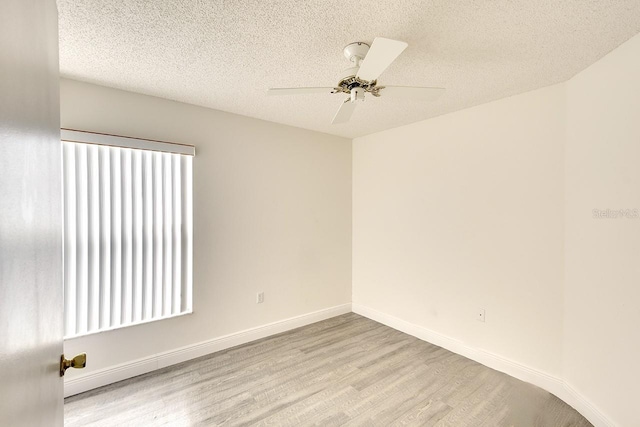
xmin=61 ymin=129 xmax=194 ymax=338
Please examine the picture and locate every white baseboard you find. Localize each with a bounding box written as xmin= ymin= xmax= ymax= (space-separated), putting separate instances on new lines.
xmin=561 ymin=382 xmax=615 ymax=427
xmin=352 ymin=303 xmax=614 ymax=427
xmin=64 ymin=303 xmax=352 ymax=397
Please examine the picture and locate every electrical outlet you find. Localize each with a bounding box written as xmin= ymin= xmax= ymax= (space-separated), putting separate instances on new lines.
xmin=477 ymin=308 xmax=486 ymax=322
xmin=256 ymin=292 xmax=264 ymax=304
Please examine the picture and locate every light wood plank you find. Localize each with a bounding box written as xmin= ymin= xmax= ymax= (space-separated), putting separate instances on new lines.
xmin=65 ymin=314 xmax=592 ymax=427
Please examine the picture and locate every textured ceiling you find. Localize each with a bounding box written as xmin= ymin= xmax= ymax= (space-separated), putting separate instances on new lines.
xmin=58 ymin=0 xmax=640 ymax=139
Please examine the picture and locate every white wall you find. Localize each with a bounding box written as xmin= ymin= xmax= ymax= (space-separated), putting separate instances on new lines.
xmin=61 ymin=79 xmax=352 ymax=387
xmin=352 ymin=84 xmax=566 ymax=377
xmin=565 ymin=32 xmax=640 ymax=427
xmin=353 ymin=32 xmax=640 ymax=427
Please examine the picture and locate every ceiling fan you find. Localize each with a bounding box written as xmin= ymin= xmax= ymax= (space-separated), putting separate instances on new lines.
xmin=267 ymin=37 xmax=445 ymax=124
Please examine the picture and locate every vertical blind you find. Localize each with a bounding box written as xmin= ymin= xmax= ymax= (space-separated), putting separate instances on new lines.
xmin=62 ymin=130 xmax=193 ymax=338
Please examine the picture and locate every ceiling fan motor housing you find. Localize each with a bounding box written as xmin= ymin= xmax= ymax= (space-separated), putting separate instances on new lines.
xmin=337 ymin=66 xmax=380 ymax=97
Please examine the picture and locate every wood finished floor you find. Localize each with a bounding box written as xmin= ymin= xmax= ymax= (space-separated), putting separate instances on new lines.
xmin=64 ymin=313 xmax=592 ymax=427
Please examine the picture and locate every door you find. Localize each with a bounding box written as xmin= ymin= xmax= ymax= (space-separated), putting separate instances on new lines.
xmin=0 ymin=1 xmax=63 ymax=426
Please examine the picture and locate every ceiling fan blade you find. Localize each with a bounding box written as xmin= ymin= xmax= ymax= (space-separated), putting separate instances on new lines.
xmin=267 ymin=87 xmax=338 ymax=96
xmin=332 ymin=99 xmax=357 ymax=124
xmin=379 ymin=86 xmax=445 ymax=101
xmin=356 ymin=37 xmax=408 ymax=82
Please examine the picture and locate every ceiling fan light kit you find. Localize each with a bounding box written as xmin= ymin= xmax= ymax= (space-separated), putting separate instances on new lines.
xmin=268 ymin=37 xmax=445 ymax=124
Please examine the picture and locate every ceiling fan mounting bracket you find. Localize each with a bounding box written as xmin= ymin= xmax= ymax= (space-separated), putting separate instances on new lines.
xmin=343 ymin=42 xmax=370 ymax=63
